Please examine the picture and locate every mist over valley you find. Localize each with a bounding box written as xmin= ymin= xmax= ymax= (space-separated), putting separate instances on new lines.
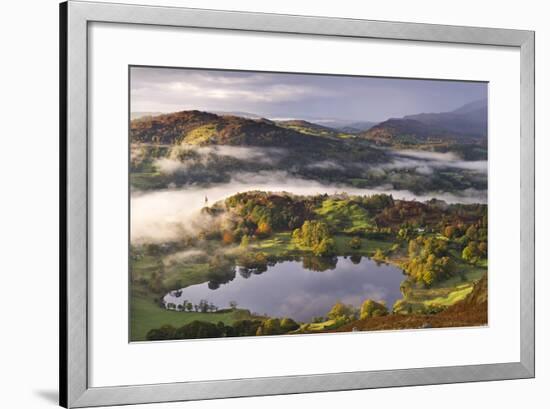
xmin=129 ymin=68 xmax=489 ymax=341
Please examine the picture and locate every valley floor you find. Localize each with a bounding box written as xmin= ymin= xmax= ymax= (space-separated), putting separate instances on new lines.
xmin=131 ymin=235 xmax=487 ymax=340
xmin=130 ymin=191 xmax=488 ymax=341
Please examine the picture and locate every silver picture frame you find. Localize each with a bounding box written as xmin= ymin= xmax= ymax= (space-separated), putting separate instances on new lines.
xmin=60 ymin=1 xmax=535 ymax=407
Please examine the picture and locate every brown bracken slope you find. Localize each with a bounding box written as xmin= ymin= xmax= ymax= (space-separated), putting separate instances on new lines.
xmin=333 ymin=273 xmax=488 ymax=333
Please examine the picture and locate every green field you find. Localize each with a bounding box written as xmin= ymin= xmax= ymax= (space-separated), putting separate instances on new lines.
xmin=131 ymin=294 xmax=250 ymax=341
xmin=249 ymin=232 xmax=296 ymax=255
xmin=184 ymin=124 xmax=218 ymax=144
xmin=393 ymin=258 xmax=486 ymax=313
xmin=332 ymin=235 xmax=394 ymax=255
xmin=132 ymin=253 xmax=212 ymax=293
xmin=249 ymin=231 xmax=394 ymax=257
xmin=314 ymin=198 xmax=374 ymax=234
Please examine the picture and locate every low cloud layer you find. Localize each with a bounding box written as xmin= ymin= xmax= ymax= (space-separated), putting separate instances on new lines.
xmin=154 ymin=145 xmax=286 ymax=175
xmin=385 ymin=150 xmax=487 ymax=175
xmin=306 ymin=160 xmax=344 ymax=170
xmin=131 ymin=170 xmax=487 ymax=244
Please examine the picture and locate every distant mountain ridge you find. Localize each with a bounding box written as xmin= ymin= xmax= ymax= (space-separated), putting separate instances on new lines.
xmin=130 ymin=100 xmax=487 ymax=155
xmin=362 ymin=99 xmax=487 ymax=143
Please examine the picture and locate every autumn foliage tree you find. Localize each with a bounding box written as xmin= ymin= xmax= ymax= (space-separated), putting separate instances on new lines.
xmin=462 ymin=240 xmax=487 ymax=264
xmin=360 ymin=300 xmax=388 ymax=320
xmin=292 ymin=220 xmax=335 ymax=256
xmin=255 ymin=221 xmax=272 ymax=238
xmin=443 ymin=225 xmax=457 ymax=238
xmin=327 ymin=302 xmax=355 ymax=320
xmin=256 ymin=318 xmax=282 ymax=336
xmin=240 ymin=235 xmax=250 ymax=247
xmin=222 ymin=231 xmax=236 ymax=245
xmin=280 ymin=318 xmax=300 ymax=332
xmin=404 ymin=236 xmax=452 ymax=287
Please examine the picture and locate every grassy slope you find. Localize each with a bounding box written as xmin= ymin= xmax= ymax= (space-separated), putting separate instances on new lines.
xmin=333 ymin=273 xmax=488 ymax=332
xmin=278 ymin=124 xmax=336 ymax=138
xmin=297 ymin=319 xmax=341 ymax=332
xmin=131 ymin=255 xmax=229 ymax=340
xmin=354 ymin=229 xmax=488 ymax=314
xmin=131 ymin=294 xmax=249 ymax=341
xmin=250 ymin=232 xmax=296 ymax=255
xmin=314 ymin=199 xmax=374 ymax=234
xmin=277 ymin=123 xmax=354 ymax=140
xmin=249 ymin=231 xmax=394 ymax=257
xmin=184 ymin=124 xmax=218 ymax=144
xmin=132 ymin=254 xmax=212 ymax=292
xmin=391 ymin=250 xmax=486 ymax=313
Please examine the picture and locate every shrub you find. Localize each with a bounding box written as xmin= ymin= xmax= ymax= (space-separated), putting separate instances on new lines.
xmin=462 ymin=241 xmax=482 ymax=264
xmin=232 ymin=320 xmax=262 ymax=337
xmin=443 ymin=225 xmax=456 ymax=238
xmin=313 ymin=238 xmax=336 ymax=257
xmin=327 ymin=302 xmax=355 ymax=320
xmin=372 ymin=248 xmax=385 ymax=261
xmin=465 ymin=225 xmax=478 ymax=240
xmin=255 ymin=222 xmax=272 ymax=238
xmin=349 ymin=236 xmax=362 ymax=249
xmin=478 ymin=241 xmax=488 ymax=256
xmin=292 ymin=220 xmax=332 ymax=249
xmin=222 ymin=231 xmax=236 ymax=245
xmin=425 ymin=304 xmax=444 ymax=315
xmin=173 ymin=320 xmax=222 ymax=339
xmin=146 ymin=325 xmax=176 ymax=341
xmin=240 ymin=235 xmax=250 ymax=247
xmin=258 ymin=318 xmax=282 ymax=335
xmin=280 ymin=318 xmax=300 ymax=332
xmin=404 ymin=236 xmax=454 ymax=286
xmin=360 ymin=300 xmax=388 ymax=320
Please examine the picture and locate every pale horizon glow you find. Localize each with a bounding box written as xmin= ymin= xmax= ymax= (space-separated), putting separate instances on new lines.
xmin=130 ymin=66 xmax=488 ymax=122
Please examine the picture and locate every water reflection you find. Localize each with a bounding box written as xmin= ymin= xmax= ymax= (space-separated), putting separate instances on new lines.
xmin=163 ymin=256 xmax=405 ymax=322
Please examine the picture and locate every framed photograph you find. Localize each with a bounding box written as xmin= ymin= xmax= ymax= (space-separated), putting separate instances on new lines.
xmin=60 ymin=1 xmax=534 ymax=407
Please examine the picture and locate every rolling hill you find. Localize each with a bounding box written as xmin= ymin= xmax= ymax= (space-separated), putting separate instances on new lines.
xmin=130 ymin=110 xmax=387 ymax=164
xmin=130 ymin=110 xmax=487 ymax=194
xmin=274 ymin=119 xmax=342 ymax=138
xmin=131 ymin=110 xmax=332 ymax=148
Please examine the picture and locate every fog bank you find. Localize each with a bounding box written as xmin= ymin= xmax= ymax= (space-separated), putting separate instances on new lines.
xmin=131 ymin=171 xmax=487 ymax=244
xmin=387 ymin=150 xmax=487 ymax=174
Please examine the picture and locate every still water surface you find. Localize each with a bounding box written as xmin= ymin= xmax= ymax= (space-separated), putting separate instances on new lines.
xmin=163 ymin=256 xmax=405 ymax=322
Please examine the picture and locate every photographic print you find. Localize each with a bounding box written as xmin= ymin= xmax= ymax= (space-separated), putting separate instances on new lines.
xmin=129 ymin=67 xmax=488 ymax=342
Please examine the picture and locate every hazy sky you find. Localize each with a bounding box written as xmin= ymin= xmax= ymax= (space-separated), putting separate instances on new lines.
xmin=130 ymin=66 xmax=487 ymax=122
